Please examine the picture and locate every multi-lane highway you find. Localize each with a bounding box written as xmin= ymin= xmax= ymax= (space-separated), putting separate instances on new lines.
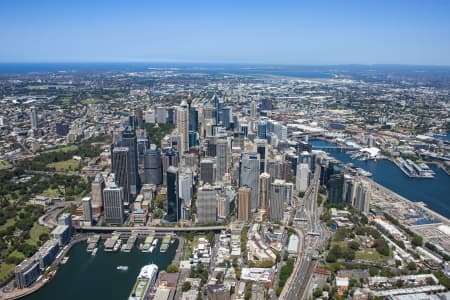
xmin=281 ymin=165 xmax=327 ymax=300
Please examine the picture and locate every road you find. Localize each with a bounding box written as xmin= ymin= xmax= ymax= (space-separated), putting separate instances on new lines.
xmin=76 ymin=225 xmax=226 ymax=233
xmin=281 ymin=165 xmax=327 ymax=300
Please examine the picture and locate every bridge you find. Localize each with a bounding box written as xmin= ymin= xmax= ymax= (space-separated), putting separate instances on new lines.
xmin=75 ymin=225 xmax=226 ymax=233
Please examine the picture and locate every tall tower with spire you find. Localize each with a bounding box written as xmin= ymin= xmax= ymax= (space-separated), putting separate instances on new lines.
xmin=177 ymin=96 xmax=189 ymax=154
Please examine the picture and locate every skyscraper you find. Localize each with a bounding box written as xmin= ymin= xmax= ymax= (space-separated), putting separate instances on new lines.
xmin=259 ymin=172 xmax=271 ymax=210
xmin=103 ymin=180 xmax=124 ymax=225
xmin=213 ymin=94 xmax=220 ymax=125
xmin=143 ymin=149 xmax=162 ymax=185
xmin=217 ymin=196 xmax=229 ymax=219
xmin=119 ymin=128 xmax=140 ymax=196
xmin=200 ymin=159 xmax=215 ymax=184
xmin=166 ymin=166 xmax=179 ymax=222
xmin=91 ymin=173 xmax=105 ymax=214
xmin=237 ymin=186 xmax=251 ymax=222
xmin=296 ymin=163 xmax=310 ymax=193
xmin=111 ymin=147 xmax=130 ymax=205
xmin=197 ymin=185 xmax=217 ymax=224
xmin=216 ymin=138 xmax=229 ymax=182
xmin=177 ymin=104 xmax=189 ymax=153
xmin=239 ymin=152 xmax=260 ymax=211
xmin=81 ymin=197 xmax=93 ymax=226
xmin=179 ymin=169 xmax=193 ymax=219
xmin=250 ymin=101 xmax=257 ymax=119
xmin=354 ymin=180 xmax=371 ymax=214
xmin=269 ymin=179 xmax=292 ymax=222
xmin=30 ymin=106 xmax=38 ymax=129
xmin=328 ymin=173 xmax=344 ymax=204
xmin=343 ymin=174 xmax=355 ymax=205
xmin=257 ymin=121 xmax=267 ymax=139
xmin=255 ymin=139 xmax=266 ymax=173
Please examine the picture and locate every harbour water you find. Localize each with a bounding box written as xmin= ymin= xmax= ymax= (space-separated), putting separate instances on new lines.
xmin=25 ymin=238 xmax=178 ymax=300
xmin=310 ymin=140 xmax=450 ymax=219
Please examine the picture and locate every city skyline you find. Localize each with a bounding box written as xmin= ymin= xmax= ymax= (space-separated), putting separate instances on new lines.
xmin=1 ymin=0 xmax=450 ymax=65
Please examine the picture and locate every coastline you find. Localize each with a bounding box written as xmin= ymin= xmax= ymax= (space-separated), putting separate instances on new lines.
xmin=0 ymin=236 xmax=88 ymax=300
xmin=366 ymin=177 xmax=450 ymax=225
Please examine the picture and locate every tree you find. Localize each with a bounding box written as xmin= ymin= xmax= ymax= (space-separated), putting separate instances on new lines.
xmin=407 ymin=262 xmax=417 ymax=271
xmin=182 ymin=281 xmax=191 ymax=292
xmin=412 ymin=235 xmax=423 ymax=247
xmin=313 ymin=288 xmax=323 ymax=298
xmin=166 ymin=264 xmax=179 ymax=273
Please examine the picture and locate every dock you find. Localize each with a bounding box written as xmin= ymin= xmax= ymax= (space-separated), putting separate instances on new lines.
xmin=140 ymin=234 xmax=154 ymax=252
xmin=160 ymin=235 xmax=171 ymax=253
xmin=122 ymin=233 xmax=138 ymax=252
xmin=104 ymin=233 xmax=121 ymax=252
xmin=86 ymin=234 xmax=101 ymax=252
xmin=393 ymin=157 xmax=434 ymax=178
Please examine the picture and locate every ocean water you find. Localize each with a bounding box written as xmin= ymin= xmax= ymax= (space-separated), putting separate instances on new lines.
xmin=0 ymin=62 xmax=334 ymax=78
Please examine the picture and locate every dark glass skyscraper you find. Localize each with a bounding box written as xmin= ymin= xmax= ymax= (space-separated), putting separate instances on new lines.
xmin=189 ymin=106 xmax=198 ymax=132
xmin=118 ymin=128 xmax=140 ymax=197
xmin=111 ymin=147 xmax=129 ymax=205
xmin=143 ymin=149 xmax=162 ymax=185
xmin=166 ymin=166 xmax=179 ymax=222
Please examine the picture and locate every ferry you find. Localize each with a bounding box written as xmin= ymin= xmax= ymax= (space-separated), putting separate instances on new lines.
xmin=128 ymin=264 xmax=159 ymax=300
xmin=117 ymin=265 xmax=129 ymax=271
xmin=91 ymin=248 xmax=98 ymax=256
xmin=113 ymin=239 xmax=123 ymax=252
xmin=61 ymin=256 xmax=69 ymax=264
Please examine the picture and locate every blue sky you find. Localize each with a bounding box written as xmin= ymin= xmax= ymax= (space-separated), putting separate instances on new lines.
xmin=0 ymin=0 xmax=449 ymax=65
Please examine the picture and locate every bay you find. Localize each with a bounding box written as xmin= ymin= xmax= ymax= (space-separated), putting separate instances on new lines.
xmin=310 ymin=140 xmax=450 ymax=219
xmin=25 ymin=238 xmax=178 ymax=300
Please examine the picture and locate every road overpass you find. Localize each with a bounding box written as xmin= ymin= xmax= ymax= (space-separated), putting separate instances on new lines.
xmin=75 ymin=225 xmax=226 ymax=233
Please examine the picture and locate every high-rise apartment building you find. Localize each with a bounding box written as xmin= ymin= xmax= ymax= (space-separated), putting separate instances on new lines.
xmin=237 ymin=186 xmax=251 ymax=222
xmin=259 ymin=172 xmax=271 ymax=210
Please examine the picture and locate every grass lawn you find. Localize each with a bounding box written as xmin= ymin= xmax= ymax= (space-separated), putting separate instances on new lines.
xmin=43 ymin=145 xmax=78 ymax=153
xmin=0 ymin=161 xmax=12 ymax=170
xmin=47 ymin=159 xmax=80 ymax=171
xmin=0 ymin=263 xmax=16 ymax=281
xmin=8 ymin=250 xmax=25 ymax=260
xmin=81 ymin=98 xmax=99 ymax=105
xmin=184 ymin=247 xmax=192 ymax=260
xmin=355 ymin=249 xmax=390 ymax=261
xmin=41 ymin=187 xmax=63 ymax=198
xmin=26 ymin=223 xmax=50 ymax=247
